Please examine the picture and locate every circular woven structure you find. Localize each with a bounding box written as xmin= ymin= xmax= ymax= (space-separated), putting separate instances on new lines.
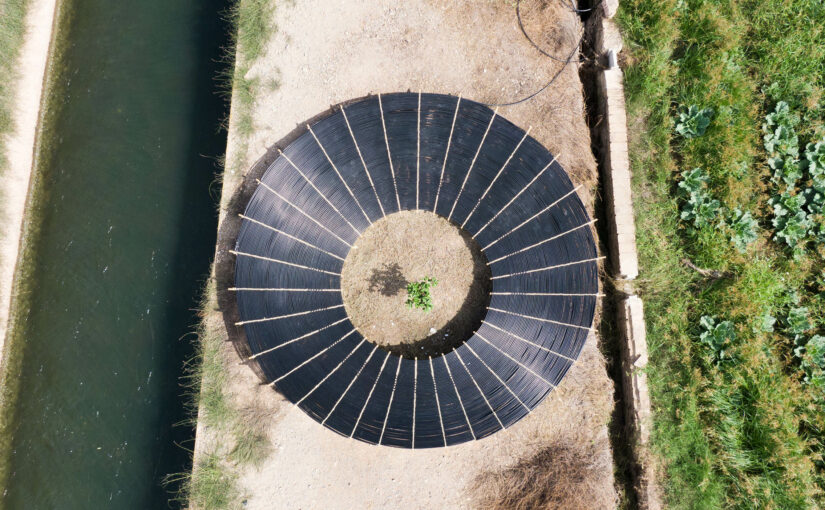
xmin=233 ymin=93 xmax=598 ymax=448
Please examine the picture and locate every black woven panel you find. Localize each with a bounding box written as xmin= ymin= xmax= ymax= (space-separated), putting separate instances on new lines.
xmin=233 ymin=93 xmax=598 ymax=448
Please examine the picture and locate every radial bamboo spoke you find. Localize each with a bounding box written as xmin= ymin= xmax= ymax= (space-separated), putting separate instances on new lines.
xmin=412 ymin=358 xmax=418 ymax=449
xmin=454 ymin=349 xmax=504 ymax=429
xmin=271 ymin=329 xmax=357 ymax=385
xmin=378 ymin=94 xmax=401 ymax=211
xmin=461 ymin=127 xmax=531 ymax=228
xmin=429 ymin=357 xmax=447 ymax=447
xmin=443 ymin=355 xmax=476 ymax=440
xmin=278 ymin=150 xmax=361 ymax=236
xmin=433 ymin=95 xmax=462 ymax=213
xmin=481 ymin=320 xmax=576 ymax=362
xmin=491 ymin=256 xmax=603 ymax=279
xmin=230 ymin=287 xmax=340 ymax=292
xmin=250 ymin=317 xmax=349 ymax=360
xmin=475 ymin=331 xmax=556 ymax=388
xmin=488 ymin=219 xmax=596 ymax=264
xmin=295 ymin=337 xmax=367 ymax=406
xmin=378 ymin=356 xmax=403 ymax=445
xmin=230 ymin=250 xmax=340 ymax=276
xmin=464 ymin=342 xmax=530 ymax=412
xmin=492 ymin=291 xmax=604 ymax=297
xmin=322 ymin=345 xmax=380 ymax=426
xmin=448 ymin=108 xmax=498 ymax=221
xmin=238 ymin=214 xmax=345 ymax=261
xmin=256 ymin=179 xmax=352 ymax=247
xmin=236 ymin=304 xmax=344 ymax=326
xmin=351 ymin=351 xmax=391 ymax=438
xmin=487 ymin=306 xmax=595 ymax=332
xmin=341 ymin=104 xmax=386 ymax=217
xmin=416 ymin=91 xmax=421 ymax=210
xmin=473 ymin=156 xmax=558 ymax=238
xmin=481 ymin=185 xmax=581 ymax=251
xmin=307 ymin=125 xmax=372 ymax=225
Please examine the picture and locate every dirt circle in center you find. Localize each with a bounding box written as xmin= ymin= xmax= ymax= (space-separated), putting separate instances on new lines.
xmin=341 ymin=210 xmax=491 ymax=358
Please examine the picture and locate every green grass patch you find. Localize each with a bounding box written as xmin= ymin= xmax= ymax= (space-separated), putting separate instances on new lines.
xmin=190 ymin=453 xmax=239 ymax=510
xmin=184 ymin=285 xmax=233 ymax=430
xmin=169 ymin=453 xmax=239 ymax=510
xmin=0 ymin=0 xmax=30 ymax=153
xmin=222 ymin=0 xmax=275 ymax=173
xmin=171 ymin=275 xmax=272 ymax=508
xmin=618 ymin=0 xmax=825 ymax=507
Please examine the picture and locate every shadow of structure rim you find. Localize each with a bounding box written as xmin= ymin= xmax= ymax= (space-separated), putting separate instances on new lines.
xmin=219 ymin=92 xmax=600 ymax=449
xmin=340 ymin=209 xmax=493 ymax=359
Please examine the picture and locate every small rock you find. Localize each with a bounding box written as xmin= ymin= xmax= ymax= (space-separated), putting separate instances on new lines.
xmin=429 ymin=327 xmax=437 ymax=334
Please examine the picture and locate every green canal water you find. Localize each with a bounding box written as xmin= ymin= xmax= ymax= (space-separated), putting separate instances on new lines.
xmin=0 ymin=0 xmax=230 ymax=507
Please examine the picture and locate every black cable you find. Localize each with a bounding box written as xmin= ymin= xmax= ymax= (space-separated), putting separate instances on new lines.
xmin=516 ymin=0 xmax=578 ymax=62
xmin=561 ymin=0 xmax=601 ymax=14
xmin=483 ymin=0 xmax=603 ymax=107
xmin=481 ymin=40 xmax=579 ymax=107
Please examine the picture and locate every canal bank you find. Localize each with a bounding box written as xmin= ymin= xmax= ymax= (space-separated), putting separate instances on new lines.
xmin=0 ymin=0 xmax=232 ymax=507
xmin=0 ymin=0 xmax=57 ymax=365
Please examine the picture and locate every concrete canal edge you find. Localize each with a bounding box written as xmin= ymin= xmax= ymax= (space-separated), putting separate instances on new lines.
xmin=0 ymin=0 xmax=59 ymax=370
xmin=586 ymin=2 xmax=662 ymax=508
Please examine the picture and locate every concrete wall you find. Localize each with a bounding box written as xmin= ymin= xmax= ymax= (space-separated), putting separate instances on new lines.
xmin=586 ymin=5 xmax=662 ymax=509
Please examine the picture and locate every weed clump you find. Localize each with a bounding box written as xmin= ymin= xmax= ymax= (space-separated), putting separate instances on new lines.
xmin=405 ymin=276 xmax=437 ymax=312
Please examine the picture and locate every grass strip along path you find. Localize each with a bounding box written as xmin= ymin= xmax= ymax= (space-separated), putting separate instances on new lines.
xmin=618 ymin=0 xmax=825 ymax=508
xmin=0 ymin=0 xmax=29 ymax=172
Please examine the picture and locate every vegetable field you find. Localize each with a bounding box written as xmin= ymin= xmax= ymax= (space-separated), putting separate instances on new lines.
xmin=618 ymin=0 xmax=825 ymax=507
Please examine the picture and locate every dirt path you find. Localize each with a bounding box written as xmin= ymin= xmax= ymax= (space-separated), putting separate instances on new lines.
xmin=200 ymin=1 xmax=617 ymax=508
xmin=0 ymin=0 xmax=58 ymax=365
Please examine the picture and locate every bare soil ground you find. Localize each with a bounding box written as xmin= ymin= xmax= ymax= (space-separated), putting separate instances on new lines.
xmin=341 ymin=210 xmax=490 ymax=357
xmin=198 ymin=0 xmax=617 ymax=508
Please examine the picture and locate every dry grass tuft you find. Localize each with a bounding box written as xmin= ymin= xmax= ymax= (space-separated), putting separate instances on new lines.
xmin=472 ymin=439 xmax=616 ymax=510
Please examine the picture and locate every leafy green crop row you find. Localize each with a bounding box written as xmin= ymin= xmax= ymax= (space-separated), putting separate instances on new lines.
xmin=618 ymin=0 xmax=825 ymax=506
xmin=763 ymin=102 xmax=825 ymax=257
xmin=676 ymin=150 xmax=758 ymax=253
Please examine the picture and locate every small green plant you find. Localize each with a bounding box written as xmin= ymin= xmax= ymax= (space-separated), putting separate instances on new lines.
xmin=768 ymin=155 xmax=803 ymax=186
xmin=764 ymin=124 xmax=800 ymax=159
xmin=803 ymin=140 xmax=825 ymax=189
xmin=405 ymin=277 xmax=438 ymax=311
xmin=726 ymin=207 xmax=759 ymax=253
xmin=795 ymin=335 xmax=825 ymax=390
xmin=699 ymin=316 xmax=737 ymax=365
xmin=677 ymin=167 xmax=710 ymax=196
xmin=755 ymin=311 xmax=777 ymax=333
xmin=678 ymin=168 xmax=721 ymax=228
xmin=769 ymin=192 xmax=812 ymax=258
xmin=763 ymin=102 xmax=802 ymax=186
xmin=675 ymin=104 xmax=714 ymax=138
xmin=786 ymin=306 xmax=812 ymax=338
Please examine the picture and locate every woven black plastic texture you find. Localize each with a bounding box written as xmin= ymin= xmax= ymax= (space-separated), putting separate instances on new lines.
xmin=233 ymin=93 xmax=598 ymax=448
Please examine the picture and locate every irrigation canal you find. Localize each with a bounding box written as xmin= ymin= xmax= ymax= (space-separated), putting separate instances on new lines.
xmin=0 ymin=0 xmax=230 ymax=507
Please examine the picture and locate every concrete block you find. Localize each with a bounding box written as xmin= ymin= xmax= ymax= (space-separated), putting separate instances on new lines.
xmin=601 ymin=0 xmax=620 ymax=19
xmin=618 ymin=296 xmax=662 ymax=510
xmin=589 ymin=15 xmax=623 ymax=56
xmin=597 ymin=67 xmax=639 ymax=280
